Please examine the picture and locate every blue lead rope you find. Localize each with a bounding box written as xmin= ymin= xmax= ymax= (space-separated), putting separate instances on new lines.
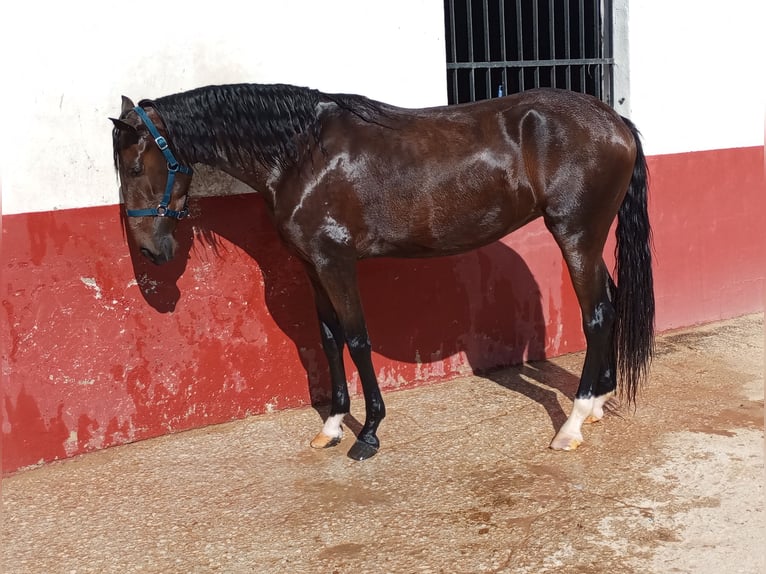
xmin=126 ymin=106 xmax=192 ymax=220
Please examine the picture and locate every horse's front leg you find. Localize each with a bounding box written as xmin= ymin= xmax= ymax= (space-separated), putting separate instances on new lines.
xmin=305 ymin=271 xmax=350 ymax=450
xmin=309 ymin=259 xmax=386 ymax=461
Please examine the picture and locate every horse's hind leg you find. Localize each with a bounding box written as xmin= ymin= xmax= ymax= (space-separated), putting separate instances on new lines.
xmin=584 ymin=273 xmax=618 ymax=425
xmin=547 ymin=223 xmax=618 ymax=450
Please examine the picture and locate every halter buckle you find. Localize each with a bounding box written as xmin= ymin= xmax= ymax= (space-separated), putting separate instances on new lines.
xmin=155 ymin=136 xmax=169 ymax=151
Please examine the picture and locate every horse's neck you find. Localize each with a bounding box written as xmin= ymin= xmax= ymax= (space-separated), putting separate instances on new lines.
xmin=215 ymin=162 xmax=281 ymax=212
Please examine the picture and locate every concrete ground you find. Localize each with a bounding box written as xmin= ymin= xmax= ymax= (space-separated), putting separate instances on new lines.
xmin=3 ymin=314 xmax=764 ymax=574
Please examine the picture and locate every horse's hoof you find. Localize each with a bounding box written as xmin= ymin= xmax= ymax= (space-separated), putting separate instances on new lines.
xmin=347 ymin=440 xmax=379 ymax=461
xmin=584 ymin=414 xmax=602 ymax=424
xmin=310 ymin=432 xmax=342 ymax=449
xmin=549 ymin=434 xmax=583 ymax=451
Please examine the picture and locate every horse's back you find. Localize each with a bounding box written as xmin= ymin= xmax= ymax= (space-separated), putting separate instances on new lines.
xmin=289 ymin=89 xmax=636 ymax=259
xmin=327 ymin=88 xmax=635 ymax=198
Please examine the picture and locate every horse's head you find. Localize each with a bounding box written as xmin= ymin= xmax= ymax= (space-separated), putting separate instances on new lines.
xmin=111 ymin=96 xmax=193 ymax=265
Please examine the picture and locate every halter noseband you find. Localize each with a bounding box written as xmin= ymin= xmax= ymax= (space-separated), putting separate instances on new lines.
xmin=125 ymin=106 xmax=192 ymax=220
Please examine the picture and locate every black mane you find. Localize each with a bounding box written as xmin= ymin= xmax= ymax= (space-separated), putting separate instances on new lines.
xmin=137 ymin=83 xmax=387 ymax=171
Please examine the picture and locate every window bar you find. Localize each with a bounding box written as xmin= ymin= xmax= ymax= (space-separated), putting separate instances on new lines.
xmin=448 ymin=0 xmax=459 ymax=102
xmin=564 ymin=0 xmax=572 ymax=90
xmin=516 ymin=0 xmax=524 ymax=91
xmin=499 ymin=0 xmax=507 ymax=96
xmin=549 ymin=0 xmax=556 ymax=87
xmin=483 ymin=0 xmax=492 ymax=98
xmin=467 ymin=0 xmax=476 ymax=101
xmin=447 ymin=59 xmax=617 ymax=69
xmin=532 ymin=0 xmax=540 ymax=87
xmin=593 ymin=0 xmax=601 ymax=100
xmin=578 ymin=0 xmax=586 ymax=92
xmin=602 ymin=0 xmax=614 ymax=105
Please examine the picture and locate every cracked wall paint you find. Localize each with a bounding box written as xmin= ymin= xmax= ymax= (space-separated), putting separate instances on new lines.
xmin=79 ymin=277 xmax=102 ymax=300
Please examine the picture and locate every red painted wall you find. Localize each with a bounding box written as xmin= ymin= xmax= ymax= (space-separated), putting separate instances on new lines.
xmin=2 ymin=146 xmax=763 ymax=474
xmin=648 ymin=147 xmax=765 ymax=326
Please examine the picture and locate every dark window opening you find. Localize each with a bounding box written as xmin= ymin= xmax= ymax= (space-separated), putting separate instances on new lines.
xmin=445 ymin=0 xmax=613 ymax=105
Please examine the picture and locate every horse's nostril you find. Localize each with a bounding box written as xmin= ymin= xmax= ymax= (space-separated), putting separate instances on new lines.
xmin=140 ymin=247 xmax=160 ymax=265
xmin=141 ymin=246 xmax=173 ymax=265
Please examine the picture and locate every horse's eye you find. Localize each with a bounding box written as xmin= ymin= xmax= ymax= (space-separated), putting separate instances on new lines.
xmin=130 ymin=163 xmax=143 ymax=177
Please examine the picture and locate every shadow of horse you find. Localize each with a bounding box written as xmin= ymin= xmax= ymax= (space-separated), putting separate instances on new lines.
xmin=125 ymin=193 xmax=579 ymax=434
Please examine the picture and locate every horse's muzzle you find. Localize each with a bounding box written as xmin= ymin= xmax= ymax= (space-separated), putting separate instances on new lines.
xmin=140 ymin=247 xmax=170 ymax=265
xmin=141 ymin=234 xmax=176 ymax=265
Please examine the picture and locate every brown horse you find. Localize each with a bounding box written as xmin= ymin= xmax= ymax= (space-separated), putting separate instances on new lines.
xmin=111 ymin=83 xmax=653 ymax=460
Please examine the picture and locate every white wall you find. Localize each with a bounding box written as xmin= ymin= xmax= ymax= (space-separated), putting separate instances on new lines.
xmin=2 ymin=1 xmax=764 ymax=215
xmin=0 ymin=0 xmax=447 ymax=215
xmin=628 ymin=0 xmax=765 ymax=156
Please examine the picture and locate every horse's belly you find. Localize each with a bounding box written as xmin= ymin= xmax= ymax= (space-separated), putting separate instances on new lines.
xmin=367 ymin=188 xmax=539 ymax=258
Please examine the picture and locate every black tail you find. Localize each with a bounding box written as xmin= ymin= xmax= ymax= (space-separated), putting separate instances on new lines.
xmin=615 ymin=117 xmax=655 ymax=404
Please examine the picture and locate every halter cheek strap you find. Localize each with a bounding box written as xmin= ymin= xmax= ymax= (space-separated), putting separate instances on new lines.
xmin=126 ymin=106 xmax=193 ymax=220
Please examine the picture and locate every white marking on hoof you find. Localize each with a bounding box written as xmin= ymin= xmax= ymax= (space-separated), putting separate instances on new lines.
xmin=550 ymin=432 xmax=583 ymax=451
xmin=585 ymin=392 xmax=615 ymax=423
xmin=551 ymin=397 xmax=593 ymax=451
xmin=310 ymin=413 xmax=345 ymax=449
xmin=310 ymin=432 xmax=341 ymax=449
xmin=321 ymin=413 xmax=345 ymax=438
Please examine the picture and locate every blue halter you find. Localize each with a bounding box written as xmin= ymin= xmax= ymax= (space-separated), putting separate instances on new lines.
xmin=126 ymin=106 xmax=193 ymax=220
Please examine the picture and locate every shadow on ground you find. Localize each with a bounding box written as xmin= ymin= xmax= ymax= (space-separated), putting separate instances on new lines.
xmin=124 ymin=192 xmax=581 ymax=433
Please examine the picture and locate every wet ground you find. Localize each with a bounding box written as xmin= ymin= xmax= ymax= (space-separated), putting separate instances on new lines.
xmin=2 ymin=314 xmax=764 ymax=573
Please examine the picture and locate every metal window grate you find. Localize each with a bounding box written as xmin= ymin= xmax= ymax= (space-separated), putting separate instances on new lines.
xmin=445 ymin=0 xmax=614 ymax=105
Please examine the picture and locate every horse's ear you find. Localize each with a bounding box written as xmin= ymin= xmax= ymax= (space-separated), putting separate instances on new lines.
xmin=110 ymin=117 xmax=136 ymax=133
xmin=121 ymin=95 xmax=136 ymax=114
